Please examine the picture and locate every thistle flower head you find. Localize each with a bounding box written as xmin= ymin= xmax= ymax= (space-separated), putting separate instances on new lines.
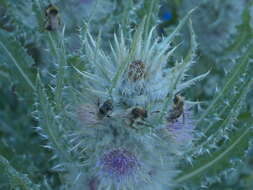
xmin=88 ymin=177 xmax=98 ymax=190
xmin=98 ymin=148 xmax=140 ymax=186
xmin=167 ymin=107 xmax=195 ymax=144
xmin=128 ymin=60 xmax=146 ymax=82
xmin=67 ymin=10 xmax=200 ymax=189
xmin=101 ymin=149 xmax=138 ymax=180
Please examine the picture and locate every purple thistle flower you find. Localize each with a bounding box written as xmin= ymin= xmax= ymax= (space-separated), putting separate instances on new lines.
xmin=167 ymin=108 xmax=195 ymax=144
xmin=98 ymin=149 xmax=139 ymax=184
xmin=88 ymin=177 xmax=99 ymax=190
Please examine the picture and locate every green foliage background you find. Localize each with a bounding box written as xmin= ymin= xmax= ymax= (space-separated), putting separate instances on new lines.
xmin=0 ymin=0 xmax=253 ymax=189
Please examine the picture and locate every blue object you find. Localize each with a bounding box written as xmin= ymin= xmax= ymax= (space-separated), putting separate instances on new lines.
xmin=162 ymin=11 xmax=173 ymax=21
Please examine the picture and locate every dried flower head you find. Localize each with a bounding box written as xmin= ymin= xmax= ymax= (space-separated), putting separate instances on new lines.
xmin=128 ymin=60 xmax=145 ymax=81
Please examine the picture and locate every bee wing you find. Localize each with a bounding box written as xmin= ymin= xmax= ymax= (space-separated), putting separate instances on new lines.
xmin=110 ymin=112 xmax=129 ymax=118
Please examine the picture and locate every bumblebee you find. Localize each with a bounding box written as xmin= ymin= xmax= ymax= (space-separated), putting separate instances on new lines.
xmin=45 ymin=4 xmax=60 ymax=31
xmin=128 ymin=107 xmax=148 ymax=128
xmin=167 ymin=94 xmax=184 ymax=122
xmin=98 ymin=100 xmax=113 ymax=117
xmin=131 ymin=107 xmax=148 ymax=119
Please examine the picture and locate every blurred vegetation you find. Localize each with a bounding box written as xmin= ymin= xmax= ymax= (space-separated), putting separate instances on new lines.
xmin=0 ymin=0 xmax=252 ymax=189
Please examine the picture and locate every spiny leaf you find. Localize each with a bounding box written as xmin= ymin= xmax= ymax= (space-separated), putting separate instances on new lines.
xmin=0 ymin=155 xmax=40 ymax=190
xmin=203 ymin=78 xmax=253 ymax=136
xmin=160 ymin=18 xmax=197 ymax=119
xmin=164 ymin=7 xmax=196 ymax=45
xmin=36 ymin=74 xmax=71 ymax=163
xmin=177 ymin=71 xmax=210 ymax=93
xmin=176 ymin=121 xmax=253 ymax=184
xmin=0 ymin=29 xmax=35 ymax=91
xmin=192 ymin=78 xmax=253 ymax=155
xmin=197 ymin=44 xmax=253 ymax=126
xmin=224 ymin=1 xmax=253 ymax=54
xmin=143 ymin=0 xmax=158 ymax=39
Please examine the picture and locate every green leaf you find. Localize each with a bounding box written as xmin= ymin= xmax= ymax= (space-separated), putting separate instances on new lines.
xmin=189 ymin=77 xmax=253 ymax=159
xmin=143 ymin=0 xmax=158 ymax=39
xmin=0 ymin=155 xmax=40 ymax=190
xmin=203 ymin=78 xmax=253 ymax=137
xmin=160 ymin=18 xmax=197 ymax=119
xmin=0 ymin=29 xmax=35 ymax=91
xmin=224 ymin=2 xmax=253 ymax=54
xmin=36 ymin=74 xmax=70 ymax=163
xmin=32 ymin=0 xmax=67 ymax=112
xmin=176 ymin=121 xmax=253 ymax=183
xmin=197 ymin=44 xmax=253 ymax=127
xmin=161 ymin=8 xmax=197 ymax=49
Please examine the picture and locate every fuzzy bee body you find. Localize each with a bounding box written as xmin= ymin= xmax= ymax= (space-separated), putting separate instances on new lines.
xmin=167 ymin=95 xmax=184 ymax=122
xmin=128 ymin=107 xmax=148 ymax=128
xmin=131 ymin=107 xmax=148 ymax=119
xmin=45 ymin=4 xmax=60 ymax=31
xmin=98 ymin=100 xmax=113 ymax=117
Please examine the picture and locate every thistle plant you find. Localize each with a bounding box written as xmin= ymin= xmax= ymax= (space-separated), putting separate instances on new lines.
xmin=0 ymin=0 xmax=253 ymax=190
xmin=44 ymin=9 xmax=201 ymax=189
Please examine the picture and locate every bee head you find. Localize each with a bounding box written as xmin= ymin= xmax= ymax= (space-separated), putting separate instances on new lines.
xmin=99 ymin=100 xmax=113 ymax=115
xmin=173 ymin=95 xmax=184 ymax=105
xmin=45 ymin=4 xmax=59 ymax=16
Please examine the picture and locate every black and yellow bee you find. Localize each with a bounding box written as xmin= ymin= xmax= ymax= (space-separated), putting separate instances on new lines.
xmin=131 ymin=107 xmax=148 ymax=119
xmin=128 ymin=107 xmax=148 ymax=128
xmin=98 ymin=100 xmax=113 ymax=118
xmin=167 ymin=94 xmax=184 ymax=122
xmin=45 ymin=4 xmax=60 ymax=31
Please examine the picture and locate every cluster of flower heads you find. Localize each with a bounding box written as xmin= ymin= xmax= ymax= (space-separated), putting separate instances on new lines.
xmin=67 ymin=10 xmax=199 ymax=189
